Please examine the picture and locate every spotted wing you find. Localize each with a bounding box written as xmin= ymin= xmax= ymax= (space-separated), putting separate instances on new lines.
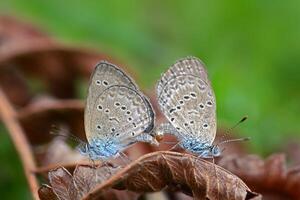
xmin=85 ymin=61 xmax=138 ymax=139
xmin=156 ymin=57 xmax=216 ymax=145
xmin=157 ymin=57 xmax=209 ymax=95
xmin=88 ymin=85 xmax=155 ymax=148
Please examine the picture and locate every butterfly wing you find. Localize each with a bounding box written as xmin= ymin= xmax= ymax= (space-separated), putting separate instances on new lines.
xmin=85 ymin=61 xmax=155 ymax=148
xmin=157 ymin=57 xmax=209 ymax=95
xmin=85 ymin=61 xmax=138 ymax=139
xmin=89 ymin=85 xmax=155 ymax=148
xmin=156 ymin=57 xmax=216 ymax=145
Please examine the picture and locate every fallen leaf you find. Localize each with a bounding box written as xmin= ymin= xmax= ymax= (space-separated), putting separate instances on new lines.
xmin=38 ymin=184 xmax=59 ymax=200
xmin=218 ymin=154 xmax=300 ymax=199
xmin=48 ymin=167 xmax=80 ymax=200
xmin=42 ymin=165 xmax=139 ymax=200
xmin=82 ymin=151 xmax=260 ymax=200
xmin=17 ymin=98 xmax=84 ymax=145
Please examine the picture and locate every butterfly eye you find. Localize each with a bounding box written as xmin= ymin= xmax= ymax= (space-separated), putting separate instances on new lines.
xmin=96 ymin=80 xmax=101 ymax=85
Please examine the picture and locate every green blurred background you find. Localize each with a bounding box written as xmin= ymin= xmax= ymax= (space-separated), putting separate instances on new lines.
xmin=0 ymin=0 xmax=299 ymax=199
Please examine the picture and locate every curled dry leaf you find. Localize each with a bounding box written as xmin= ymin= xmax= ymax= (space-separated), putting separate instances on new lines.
xmin=77 ymin=151 xmax=260 ymax=200
xmin=48 ymin=167 xmax=80 ymax=200
xmin=0 ymin=15 xmax=54 ymax=61
xmin=0 ymin=16 xmax=114 ymax=106
xmin=218 ymin=153 xmax=300 ymax=199
xmin=17 ymin=98 xmax=85 ymax=145
xmin=38 ymin=184 xmax=59 ymax=200
xmin=73 ymin=165 xmax=122 ymax=197
xmin=38 ymin=151 xmax=260 ymax=200
xmin=41 ymin=164 xmax=138 ymax=200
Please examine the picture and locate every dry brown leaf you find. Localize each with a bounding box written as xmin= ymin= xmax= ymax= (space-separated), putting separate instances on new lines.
xmin=38 ymin=184 xmax=59 ymax=200
xmin=17 ymin=98 xmax=84 ymax=145
xmin=1 ymin=15 xmax=298 ymax=200
xmin=38 ymin=151 xmax=260 ymax=200
xmin=48 ymin=167 xmax=80 ymax=200
xmin=218 ymin=154 xmax=300 ymax=199
xmin=41 ymin=165 xmax=139 ymax=200
xmin=73 ymin=165 xmax=122 ymax=196
xmin=0 ymin=16 xmax=115 ymax=107
xmin=78 ymin=151 xmax=260 ymax=200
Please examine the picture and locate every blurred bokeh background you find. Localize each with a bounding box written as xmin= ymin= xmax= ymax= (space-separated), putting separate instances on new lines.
xmin=0 ymin=1 xmax=299 ymax=199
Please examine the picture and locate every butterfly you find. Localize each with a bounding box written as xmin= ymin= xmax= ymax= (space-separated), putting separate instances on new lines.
xmin=155 ymin=56 xmax=221 ymax=158
xmin=80 ymin=61 xmax=158 ymax=161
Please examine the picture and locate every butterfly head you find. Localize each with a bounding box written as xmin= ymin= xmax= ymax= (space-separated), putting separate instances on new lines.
xmin=210 ymin=145 xmax=221 ymax=157
xmin=79 ymin=138 xmax=120 ymax=160
xmin=193 ymin=144 xmax=221 ymax=158
xmin=181 ymin=137 xmax=222 ymax=158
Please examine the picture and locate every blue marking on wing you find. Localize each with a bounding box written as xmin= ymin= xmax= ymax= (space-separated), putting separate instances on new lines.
xmin=180 ymin=136 xmax=219 ymax=158
xmin=79 ymin=137 xmax=122 ymax=161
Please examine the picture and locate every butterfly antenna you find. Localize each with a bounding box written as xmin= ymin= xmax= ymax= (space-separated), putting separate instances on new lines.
xmin=218 ymin=137 xmax=250 ymax=146
xmin=231 ymin=116 xmax=248 ymax=130
xmin=50 ymin=125 xmax=85 ymax=144
xmin=220 ymin=115 xmax=248 ymax=141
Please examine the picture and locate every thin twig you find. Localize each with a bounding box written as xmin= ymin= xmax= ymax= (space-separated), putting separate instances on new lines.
xmin=0 ymin=88 xmax=39 ymax=200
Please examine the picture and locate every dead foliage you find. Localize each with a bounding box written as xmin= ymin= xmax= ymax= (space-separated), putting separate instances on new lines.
xmin=37 ymin=152 xmax=260 ymax=200
xmin=0 ymin=16 xmax=298 ymax=200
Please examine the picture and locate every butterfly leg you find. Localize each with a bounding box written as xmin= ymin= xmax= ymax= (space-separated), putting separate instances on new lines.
xmin=169 ymin=141 xmax=182 ymax=151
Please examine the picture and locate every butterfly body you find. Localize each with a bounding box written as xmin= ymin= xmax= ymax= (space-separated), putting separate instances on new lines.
xmin=79 ymin=138 xmax=120 ymax=160
xmin=180 ymin=137 xmax=221 ymax=158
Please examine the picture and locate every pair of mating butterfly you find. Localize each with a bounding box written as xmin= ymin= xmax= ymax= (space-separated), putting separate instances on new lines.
xmin=79 ymin=56 xmax=246 ymax=161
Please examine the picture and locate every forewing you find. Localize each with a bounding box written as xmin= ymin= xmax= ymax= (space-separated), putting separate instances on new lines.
xmin=157 ymin=56 xmax=209 ymax=95
xmin=87 ymin=85 xmax=154 ymax=147
xmin=157 ymin=57 xmax=216 ymax=144
xmin=85 ymin=61 xmax=137 ymax=138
